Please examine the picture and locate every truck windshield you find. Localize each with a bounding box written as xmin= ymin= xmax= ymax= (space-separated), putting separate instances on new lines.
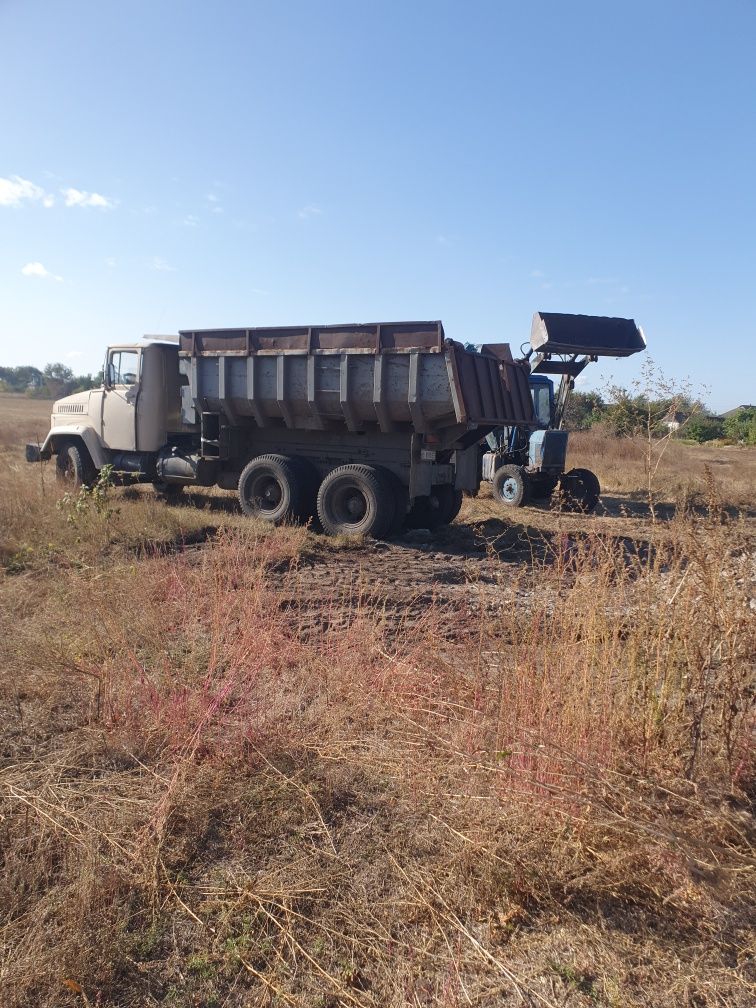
xmin=530 ymin=383 xmax=551 ymax=426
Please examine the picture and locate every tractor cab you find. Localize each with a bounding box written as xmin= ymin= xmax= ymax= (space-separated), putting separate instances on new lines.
xmin=529 ymin=374 xmax=554 ymax=428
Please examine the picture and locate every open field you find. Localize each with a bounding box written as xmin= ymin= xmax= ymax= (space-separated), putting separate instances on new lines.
xmin=1 ymin=393 xmax=754 ymax=1007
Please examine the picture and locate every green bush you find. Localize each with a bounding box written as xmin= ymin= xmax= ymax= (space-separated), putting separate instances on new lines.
xmin=723 ymin=408 xmax=756 ymax=445
xmin=685 ymin=415 xmax=724 ymax=443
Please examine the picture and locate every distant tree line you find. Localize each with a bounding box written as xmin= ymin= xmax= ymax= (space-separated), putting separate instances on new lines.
xmin=565 ymin=390 xmax=756 ymax=445
xmin=0 ymin=363 xmax=103 ymax=399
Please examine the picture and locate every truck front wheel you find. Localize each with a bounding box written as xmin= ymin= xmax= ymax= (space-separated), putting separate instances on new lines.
xmin=238 ymin=454 xmax=311 ymax=524
xmin=317 ymin=464 xmax=395 ymax=538
xmin=492 ymin=465 xmax=529 ymax=508
xmin=56 ymin=442 xmax=95 ymax=489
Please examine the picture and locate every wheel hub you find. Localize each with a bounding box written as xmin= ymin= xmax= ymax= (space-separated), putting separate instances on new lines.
xmin=251 ymin=475 xmax=282 ymax=511
xmin=346 ymin=494 xmax=364 ymax=517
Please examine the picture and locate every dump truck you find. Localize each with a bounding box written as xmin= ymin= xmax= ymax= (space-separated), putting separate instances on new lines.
xmin=482 ymin=312 xmax=646 ymax=511
xmin=26 ymin=321 xmax=537 ymax=537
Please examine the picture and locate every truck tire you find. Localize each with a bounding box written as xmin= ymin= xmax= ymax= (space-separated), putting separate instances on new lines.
xmin=316 ymin=464 xmax=395 ymax=538
xmin=56 ymin=441 xmax=95 ymax=489
xmin=492 ymin=465 xmax=529 ymax=507
xmin=558 ymin=468 xmax=601 ymax=513
xmin=238 ymin=454 xmax=310 ymax=524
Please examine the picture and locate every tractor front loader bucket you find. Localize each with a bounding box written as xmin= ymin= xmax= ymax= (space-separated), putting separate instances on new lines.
xmin=530 ymin=312 xmax=646 ymax=359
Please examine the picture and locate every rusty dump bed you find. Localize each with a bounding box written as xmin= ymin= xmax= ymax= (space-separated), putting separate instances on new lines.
xmin=178 ymin=321 xmax=534 ymax=434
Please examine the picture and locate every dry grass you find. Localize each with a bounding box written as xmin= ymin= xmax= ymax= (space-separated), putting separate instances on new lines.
xmin=1 ymin=394 xmax=754 ymax=1007
xmin=0 ymin=392 xmax=54 ymax=450
xmin=567 ymin=427 xmax=756 ymax=512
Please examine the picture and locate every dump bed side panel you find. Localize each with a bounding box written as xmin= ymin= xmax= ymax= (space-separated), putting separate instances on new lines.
xmin=179 ymin=322 xmax=535 ymax=436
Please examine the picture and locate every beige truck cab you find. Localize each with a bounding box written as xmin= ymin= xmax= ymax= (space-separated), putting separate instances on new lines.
xmin=26 ymin=338 xmax=188 ymax=487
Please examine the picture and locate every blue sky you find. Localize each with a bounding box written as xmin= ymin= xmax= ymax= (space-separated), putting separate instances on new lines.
xmin=1 ymin=0 xmax=754 ymax=411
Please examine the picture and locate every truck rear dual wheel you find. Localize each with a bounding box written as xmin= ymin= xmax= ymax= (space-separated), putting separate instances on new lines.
xmin=238 ymin=454 xmax=316 ymax=523
xmin=316 ymin=464 xmax=397 ymax=538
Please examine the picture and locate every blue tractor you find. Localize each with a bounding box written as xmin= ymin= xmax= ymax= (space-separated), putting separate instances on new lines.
xmin=482 ymin=312 xmax=646 ymax=512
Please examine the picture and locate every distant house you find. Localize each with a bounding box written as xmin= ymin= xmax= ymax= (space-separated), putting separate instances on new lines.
xmin=663 ymin=409 xmax=688 ymax=432
xmin=663 ymin=407 xmax=725 ymax=435
xmin=722 ymin=404 xmax=754 ymax=418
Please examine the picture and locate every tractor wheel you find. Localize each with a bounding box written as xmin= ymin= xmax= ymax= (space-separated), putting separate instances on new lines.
xmin=558 ymin=468 xmax=601 ymax=513
xmin=56 ymin=442 xmax=95 ymax=489
xmin=432 ymin=484 xmax=463 ymax=526
xmin=406 ymin=484 xmax=463 ymax=530
xmin=316 ymin=464 xmax=396 ymax=538
xmin=491 ymin=465 xmax=530 ymax=508
xmin=238 ymin=454 xmax=311 ymax=524
xmin=529 ymin=475 xmax=559 ymax=500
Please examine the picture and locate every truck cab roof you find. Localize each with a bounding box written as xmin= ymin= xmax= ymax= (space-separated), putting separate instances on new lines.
xmin=108 ymin=337 xmax=179 ymax=350
xmin=140 ymin=335 xmax=179 ymax=346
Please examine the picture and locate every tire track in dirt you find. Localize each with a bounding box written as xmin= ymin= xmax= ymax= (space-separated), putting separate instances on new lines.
xmin=267 ymin=535 xmax=537 ymax=642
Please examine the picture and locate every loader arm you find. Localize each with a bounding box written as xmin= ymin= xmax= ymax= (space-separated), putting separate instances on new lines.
xmin=553 ymin=373 xmax=572 ymax=430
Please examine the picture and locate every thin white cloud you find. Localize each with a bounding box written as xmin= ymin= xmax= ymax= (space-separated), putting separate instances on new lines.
xmin=105 ymin=257 xmax=117 ymax=268
xmin=0 ymin=175 xmax=54 ymax=208
xmin=183 ymin=214 xmax=199 ymax=227
xmin=587 ymin=276 xmax=618 ymax=285
xmin=21 ymin=261 xmax=63 ymax=281
xmin=298 ymin=204 xmax=323 ymax=219
xmin=205 ymin=193 xmax=224 ymax=214
xmin=530 ymin=269 xmax=545 ymax=279
xmin=2 ymin=175 xmax=119 ymax=210
xmin=436 ymin=234 xmax=452 ymax=246
xmin=151 ymin=256 xmax=176 ymax=273
xmin=62 ymin=187 xmax=116 ymax=209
